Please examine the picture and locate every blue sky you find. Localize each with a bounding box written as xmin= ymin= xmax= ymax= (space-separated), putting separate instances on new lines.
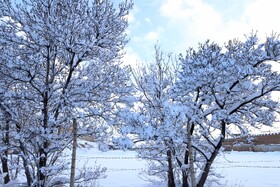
xmin=122 ymin=0 xmax=280 ymax=64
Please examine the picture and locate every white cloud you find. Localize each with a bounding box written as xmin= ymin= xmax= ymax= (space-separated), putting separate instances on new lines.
xmin=159 ymin=0 xmax=280 ymax=50
xmin=241 ymin=0 xmax=280 ymax=35
xmin=160 ymin=0 xmax=222 ymax=25
xmin=144 ymin=17 xmax=152 ymax=25
xmin=126 ymin=4 xmax=140 ymax=24
xmin=160 ymin=0 xmax=224 ymax=47
xmin=125 ymin=5 xmax=141 ymax=38
xmin=144 ymin=31 xmax=159 ymax=42
xmin=122 ymin=47 xmax=143 ymax=67
xmin=131 ymin=36 xmax=142 ymax=43
xmin=160 ymin=0 xmax=189 ymax=20
xmin=218 ymin=0 xmax=280 ymax=44
xmin=125 ymin=13 xmax=135 ymax=23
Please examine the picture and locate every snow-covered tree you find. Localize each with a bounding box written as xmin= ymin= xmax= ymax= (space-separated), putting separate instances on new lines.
xmin=174 ymin=33 xmax=280 ymax=186
xmin=0 ymin=0 xmax=133 ymax=186
xmin=119 ymin=46 xmax=186 ymax=187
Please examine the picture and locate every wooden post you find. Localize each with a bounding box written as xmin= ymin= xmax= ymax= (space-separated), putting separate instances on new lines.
xmin=70 ymin=119 xmax=78 ymax=187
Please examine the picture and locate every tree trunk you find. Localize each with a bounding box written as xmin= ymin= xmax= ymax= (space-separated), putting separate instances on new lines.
xmin=38 ymin=45 xmax=50 ymax=187
xmin=182 ymin=122 xmax=195 ymax=187
xmin=1 ymin=116 xmax=10 ymax=184
xmin=70 ymin=119 xmax=78 ymax=187
xmin=182 ymin=170 xmax=189 ymax=187
xmin=196 ymin=121 xmax=226 ymax=187
xmin=175 ymin=150 xmax=188 ymax=187
xmin=39 ymin=145 xmax=47 ymax=187
xmin=1 ymin=153 xmax=10 ymax=184
xmin=167 ymin=149 xmax=175 ymax=187
xmin=22 ymin=154 xmax=32 ymax=187
xmin=187 ymin=125 xmax=196 ymax=187
xmin=16 ymin=124 xmax=32 ymax=186
xmin=182 ymin=150 xmax=189 ymax=187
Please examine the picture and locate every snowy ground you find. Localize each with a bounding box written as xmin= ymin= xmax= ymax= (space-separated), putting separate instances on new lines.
xmin=215 ymin=151 xmax=280 ymax=187
xmin=72 ymin=141 xmax=280 ymax=187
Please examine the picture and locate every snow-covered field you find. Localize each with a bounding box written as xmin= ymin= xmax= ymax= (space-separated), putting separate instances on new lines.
xmin=215 ymin=152 xmax=280 ymax=187
xmin=72 ymin=141 xmax=280 ymax=187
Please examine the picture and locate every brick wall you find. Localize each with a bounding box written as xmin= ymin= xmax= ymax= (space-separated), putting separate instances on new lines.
xmin=223 ymin=133 xmax=280 ymax=151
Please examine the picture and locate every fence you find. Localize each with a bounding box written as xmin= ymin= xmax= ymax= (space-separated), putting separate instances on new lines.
xmin=76 ymin=155 xmax=280 ymax=171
